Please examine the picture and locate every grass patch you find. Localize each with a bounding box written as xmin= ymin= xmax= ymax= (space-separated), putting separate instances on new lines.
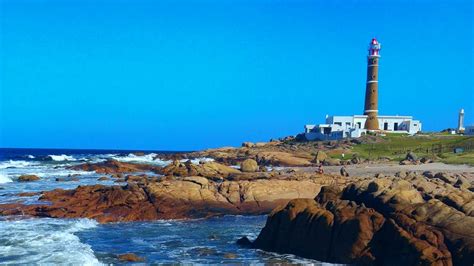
xmin=351 ymin=134 xmax=474 ymax=164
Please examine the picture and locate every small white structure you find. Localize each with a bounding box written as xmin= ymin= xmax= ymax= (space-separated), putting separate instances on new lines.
xmin=465 ymin=125 xmax=474 ymax=136
xmin=458 ymin=108 xmax=465 ymax=132
xmin=304 ymin=115 xmax=422 ymax=141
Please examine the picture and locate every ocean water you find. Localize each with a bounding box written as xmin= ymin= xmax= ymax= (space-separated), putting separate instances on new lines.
xmin=0 ymin=148 xmax=322 ymax=264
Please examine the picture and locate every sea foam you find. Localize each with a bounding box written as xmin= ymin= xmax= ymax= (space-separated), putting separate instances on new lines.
xmin=112 ymin=153 xmax=171 ymax=166
xmin=0 ymin=173 xmax=13 ymax=184
xmin=0 ymin=160 xmax=38 ymax=169
xmin=0 ymin=218 xmax=100 ymax=264
xmin=47 ymin=154 xmax=75 ymax=161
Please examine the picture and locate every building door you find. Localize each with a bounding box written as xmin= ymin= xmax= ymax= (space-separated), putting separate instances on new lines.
xmin=357 ymin=122 xmax=361 ymax=128
xmin=394 ymin=123 xmax=399 ymax=131
xmin=384 ymin=122 xmax=388 ymax=130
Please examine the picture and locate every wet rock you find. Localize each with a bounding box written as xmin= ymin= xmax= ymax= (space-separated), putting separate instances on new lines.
xmin=223 ymin=253 xmax=238 ymax=259
xmin=117 ymin=253 xmax=144 ymax=262
xmin=240 ymin=159 xmax=259 ymax=172
xmin=97 ymin=176 xmax=109 ymax=181
xmin=70 ymin=159 xmax=161 ymax=174
xmin=55 ymin=177 xmax=79 ymax=182
xmin=17 ymin=175 xmax=40 ymax=182
xmin=17 ymin=192 xmax=41 ymax=197
xmin=236 ymin=236 xmax=253 ymax=248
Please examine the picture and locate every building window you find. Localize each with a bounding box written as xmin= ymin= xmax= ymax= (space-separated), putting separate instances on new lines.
xmin=394 ymin=123 xmax=399 ymax=131
xmin=357 ymin=122 xmax=361 ymax=128
xmin=413 ymin=124 xmax=417 ymax=126
xmin=335 ymin=122 xmax=342 ymax=126
xmin=384 ymin=122 xmax=388 ymax=130
xmin=346 ymin=122 xmax=351 ymax=126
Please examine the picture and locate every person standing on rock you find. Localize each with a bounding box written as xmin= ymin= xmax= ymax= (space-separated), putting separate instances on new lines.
xmin=340 ymin=166 xmax=349 ymax=177
xmin=317 ymin=163 xmax=324 ymax=174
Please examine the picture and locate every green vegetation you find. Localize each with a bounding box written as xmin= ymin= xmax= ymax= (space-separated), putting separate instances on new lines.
xmin=350 ymin=134 xmax=474 ymax=165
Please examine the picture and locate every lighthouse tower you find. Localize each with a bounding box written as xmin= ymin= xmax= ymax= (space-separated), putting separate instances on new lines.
xmin=364 ymin=38 xmax=381 ymax=130
xmin=458 ymin=108 xmax=465 ymax=132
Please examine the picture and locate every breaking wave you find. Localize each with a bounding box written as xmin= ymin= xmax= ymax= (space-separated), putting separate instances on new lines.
xmin=0 ymin=160 xmax=38 ymax=169
xmin=47 ymin=154 xmax=75 ymax=161
xmin=0 ymin=218 xmax=100 ymax=264
xmin=112 ymin=153 xmax=171 ymax=166
xmin=0 ymin=173 xmax=13 ymax=184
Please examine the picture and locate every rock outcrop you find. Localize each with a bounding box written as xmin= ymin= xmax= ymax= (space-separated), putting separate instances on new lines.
xmin=160 ymin=160 xmax=241 ymax=180
xmin=70 ymin=160 xmax=162 ymax=174
xmin=0 ymin=173 xmax=347 ymax=223
xmin=249 ymin=173 xmax=474 ymax=265
xmin=17 ymin=175 xmax=40 ymax=182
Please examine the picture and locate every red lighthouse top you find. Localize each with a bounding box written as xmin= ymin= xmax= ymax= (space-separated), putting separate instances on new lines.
xmin=368 ymin=38 xmax=381 ymax=56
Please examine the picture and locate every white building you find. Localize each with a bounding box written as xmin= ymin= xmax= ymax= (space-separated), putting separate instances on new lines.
xmin=304 ymin=115 xmax=422 ymax=141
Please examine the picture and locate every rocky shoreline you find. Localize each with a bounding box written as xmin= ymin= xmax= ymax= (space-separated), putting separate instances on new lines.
xmin=1 ymin=138 xmax=473 ymax=264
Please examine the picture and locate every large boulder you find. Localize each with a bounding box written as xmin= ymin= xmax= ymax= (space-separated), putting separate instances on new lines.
xmin=240 ymin=159 xmax=258 ymax=172
xmin=17 ymin=175 xmax=40 ymax=182
xmin=249 ymin=175 xmax=474 ymax=265
xmin=256 ymin=152 xmax=312 ymax=167
xmin=160 ymin=160 xmax=241 ymax=180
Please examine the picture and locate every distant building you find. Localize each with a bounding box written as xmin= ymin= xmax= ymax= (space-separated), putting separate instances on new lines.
xmin=303 ymin=38 xmax=422 ymax=141
xmin=304 ymin=115 xmax=422 ymax=141
xmin=465 ymin=125 xmax=474 ymax=136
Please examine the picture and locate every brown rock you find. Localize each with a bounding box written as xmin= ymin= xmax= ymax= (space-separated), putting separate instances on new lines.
xmin=161 ymin=160 xmax=240 ymax=180
xmin=69 ymin=159 xmax=161 ymax=174
xmin=256 ymin=151 xmax=312 ymax=167
xmin=97 ymin=176 xmax=109 ymax=181
xmin=17 ymin=175 xmax=40 ymax=182
xmin=17 ymin=192 xmax=41 ymax=197
xmin=117 ymin=253 xmax=144 ymax=262
xmin=240 ymin=159 xmax=258 ymax=172
xmin=250 ymin=175 xmax=474 ymax=265
xmin=242 ymin=142 xmax=255 ymax=148
xmin=223 ymin=253 xmax=237 ymax=259
xmin=0 ymin=174 xmax=331 ymax=223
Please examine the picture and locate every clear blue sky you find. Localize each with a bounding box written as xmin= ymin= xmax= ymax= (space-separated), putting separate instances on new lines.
xmin=1 ymin=0 xmax=473 ymax=150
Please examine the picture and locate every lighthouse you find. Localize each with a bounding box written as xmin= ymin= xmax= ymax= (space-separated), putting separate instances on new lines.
xmin=458 ymin=108 xmax=465 ymax=132
xmin=363 ymin=38 xmax=381 ymax=130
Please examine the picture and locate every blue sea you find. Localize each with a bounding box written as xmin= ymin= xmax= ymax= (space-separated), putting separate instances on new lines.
xmin=0 ymin=148 xmax=323 ymax=264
